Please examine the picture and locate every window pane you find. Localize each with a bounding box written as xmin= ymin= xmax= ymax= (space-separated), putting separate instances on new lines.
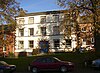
xmin=41 ymin=27 xmax=46 ymax=36
xmin=40 ymin=16 xmax=46 ymax=23
xmin=53 ymin=15 xmax=59 ymax=22
xmin=19 ymin=41 xmax=24 ymax=49
xmin=29 ymin=40 xmax=34 ymax=48
xmin=3 ymin=45 xmax=6 ymax=51
xmin=54 ymin=39 xmax=60 ymax=48
xmin=19 ymin=29 xmax=24 ymax=36
xmin=66 ymin=39 xmax=71 ymax=47
xmin=19 ymin=18 xmax=24 ymax=24
xmin=29 ymin=28 xmax=34 ymax=36
xmin=53 ymin=26 xmax=59 ymax=35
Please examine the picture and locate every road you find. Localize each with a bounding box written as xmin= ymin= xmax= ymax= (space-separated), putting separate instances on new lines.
xmin=14 ymin=68 xmax=100 ymax=73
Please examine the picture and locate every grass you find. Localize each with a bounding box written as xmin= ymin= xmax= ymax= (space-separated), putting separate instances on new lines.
xmin=0 ymin=52 xmax=99 ymax=72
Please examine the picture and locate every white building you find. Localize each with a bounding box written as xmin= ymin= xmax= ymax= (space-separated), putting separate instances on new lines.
xmin=15 ymin=10 xmax=77 ymax=56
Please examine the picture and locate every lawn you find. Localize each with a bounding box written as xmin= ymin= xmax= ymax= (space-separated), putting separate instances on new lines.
xmin=0 ymin=52 xmax=99 ymax=72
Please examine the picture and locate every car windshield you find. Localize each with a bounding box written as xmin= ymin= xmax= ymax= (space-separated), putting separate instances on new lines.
xmin=0 ymin=61 xmax=9 ymax=65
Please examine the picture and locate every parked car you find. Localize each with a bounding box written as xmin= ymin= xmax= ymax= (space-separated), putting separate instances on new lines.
xmin=92 ymin=59 xmax=100 ymax=69
xmin=0 ymin=61 xmax=16 ymax=73
xmin=28 ymin=57 xmax=74 ymax=73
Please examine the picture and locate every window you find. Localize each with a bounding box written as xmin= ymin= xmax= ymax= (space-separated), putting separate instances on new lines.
xmin=19 ymin=29 xmax=24 ymax=36
xmin=82 ymin=38 xmax=86 ymax=45
xmin=53 ymin=15 xmax=59 ymax=22
xmin=4 ymin=34 xmax=6 ymax=40
xmin=66 ymin=39 xmax=71 ymax=47
xmin=29 ymin=40 xmax=34 ymax=48
xmin=59 ymin=14 xmax=64 ymax=21
xmin=53 ymin=39 xmax=60 ymax=48
xmin=81 ymin=27 xmax=86 ymax=32
xmin=41 ymin=27 xmax=46 ymax=36
xmin=53 ymin=26 xmax=60 ymax=35
xmin=18 ymin=41 xmax=24 ymax=49
xmin=29 ymin=28 xmax=34 ymax=36
xmin=40 ymin=16 xmax=46 ymax=23
xmin=46 ymin=58 xmax=55 ymax=63
xmin=18 ymin=18 xmax=24 ymax=24
xmin=28 ymin=17 xmax=34 ymax=24
xmin=3 ymin=45 xmax=6 ymax=51
xmin=91 ymin=37 xmax=94 ymax=43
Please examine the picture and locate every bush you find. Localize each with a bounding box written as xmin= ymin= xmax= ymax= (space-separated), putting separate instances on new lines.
xmin=32 ymin=48 xmax=40 ymax=55
xmin=18 ymin=52 xmax=27 ymax=57
xmin=8 ymin=52 xmax=15 ymax=58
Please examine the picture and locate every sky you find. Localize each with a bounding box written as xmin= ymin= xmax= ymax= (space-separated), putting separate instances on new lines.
xmin=17 ymin=0 xmax=65 ymax=13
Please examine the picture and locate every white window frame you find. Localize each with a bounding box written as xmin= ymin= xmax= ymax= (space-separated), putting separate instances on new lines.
xmin=18 ymin=18 xmax=24 ymax=24
xmin=18 ymin=41 xmax=24 ymax=49
xmin=40 ymin=16 xmax=46 ymax=23
xmin=28 ymin=17 xmax=34 ymax=24
xmin=41 ymin=27 xmax=46 ymax=36
xmin=29 ymin=40 xmax=34 ymax=48
xmin=29 ymin=28 xmax=34 ymax=36
xmin=53 ymin=39 xmax=60 ymax=49
xmin=53 ymin=26 xmax=60 ymax=35
xmin=19 ymin=28 xmax=24 ymax=36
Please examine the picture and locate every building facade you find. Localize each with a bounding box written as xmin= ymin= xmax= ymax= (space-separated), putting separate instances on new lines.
xmin=0 ymin=25 xmax=15 ymax=57
xmin=15 ymin=10 xmax=94 ymax=56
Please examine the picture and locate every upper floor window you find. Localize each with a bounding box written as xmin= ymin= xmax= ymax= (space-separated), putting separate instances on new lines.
xmin=53 ymin=15 xmax=59 ymax=22
xmin=28 ymin=17 xmax=34 ymax=24
xmin=29 ymin=28 xmax=34 ymax=36
xmin=40 ymin=16 xmax=46 ymax=24
xmin=18 ymin=18 xmax=24 ymax=24
xmin=18 ymin=41 xmax=24 ymax=49
xmin=19 ymin=28 xmax=24 ymax=36
xmin=41 ymin=27 xmax=46 ymax=36
xmin=59 ymin=14 xmax=64 ymax=21
xmin=53 ymin=26 xmax=60 ymax=35
xmin=29 ymin=40 xmax=34 ymax=48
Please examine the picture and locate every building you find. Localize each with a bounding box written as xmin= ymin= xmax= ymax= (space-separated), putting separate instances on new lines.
xmin=0 ymin=25 xmax=15 ymax=57
xmin=15 ymin=10 xmax=94 ymax=56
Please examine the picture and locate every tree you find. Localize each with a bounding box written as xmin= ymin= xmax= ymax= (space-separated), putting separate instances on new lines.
xmin=0 ymin=0 xmax=20 ymax=24
xmin=0 ymin=0 xmax=26 ymax=53
xmin=57 ymin=0 xmax=100 ymax=51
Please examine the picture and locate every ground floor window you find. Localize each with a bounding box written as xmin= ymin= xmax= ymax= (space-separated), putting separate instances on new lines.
xmin=18 ymin=41 xmax=24 ymax=49
xmin=29 ymin=40 xmax=34 ymax=48
xmin=53 ymin=39 xmax=60 ymax=49
xmin=3 ymin=45 xmax=6 ymax=51
xmin=91 ymin=37 xmax=94 ymax=44
xmin=66 ymin=39 xmax=71 ymax=47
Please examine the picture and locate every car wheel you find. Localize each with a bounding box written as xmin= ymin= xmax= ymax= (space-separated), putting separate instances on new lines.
xmin=32 ymin=67 xmax=38 ymax=73
xmin=60 ymin=66 xmax=67 ymax=73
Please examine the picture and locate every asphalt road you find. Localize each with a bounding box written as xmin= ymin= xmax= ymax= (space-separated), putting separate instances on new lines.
xmin=14 ymin=68 xmax=100 ymax=73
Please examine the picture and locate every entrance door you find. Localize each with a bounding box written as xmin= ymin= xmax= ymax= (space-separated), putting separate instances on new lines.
xmin=39 ymin=40 xmax=49 ymax=53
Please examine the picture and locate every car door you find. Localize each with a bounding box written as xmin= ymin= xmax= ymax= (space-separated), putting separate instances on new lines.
xmin=46 ymin=57 xmax=60 ymax=70
xmin=35 ymin=58 xmax=49 ymax=69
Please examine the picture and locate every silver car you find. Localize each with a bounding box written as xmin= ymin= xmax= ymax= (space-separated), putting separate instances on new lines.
xmin=92 ymin=59 xmax=100 ymax=69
